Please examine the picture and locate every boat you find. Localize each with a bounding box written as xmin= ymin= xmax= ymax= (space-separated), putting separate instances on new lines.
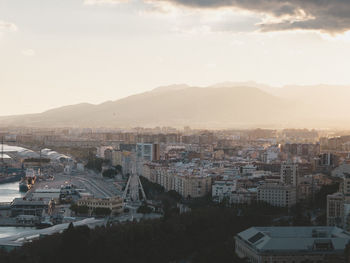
xmin=19 ymin=168 xmax=37 ymax=192
xmin=19 ymin=178 xmax=29 ymax=192
xmin=0 ymin=172 xmax=23 ymax=184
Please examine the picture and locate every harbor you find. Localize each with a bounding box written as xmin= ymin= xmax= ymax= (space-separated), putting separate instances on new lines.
xmin=0 ymin=182 xmax=29 ymax=238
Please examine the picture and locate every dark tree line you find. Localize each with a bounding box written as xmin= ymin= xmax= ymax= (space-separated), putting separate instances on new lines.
xmin=0 ymin=205 xmax=283 ymax=263
xmin=0 ymin=178 xmax=339 ymax=263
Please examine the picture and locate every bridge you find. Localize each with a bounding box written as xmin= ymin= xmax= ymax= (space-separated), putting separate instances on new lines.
xmin=0 ymin=218 xmax=105 ymax=250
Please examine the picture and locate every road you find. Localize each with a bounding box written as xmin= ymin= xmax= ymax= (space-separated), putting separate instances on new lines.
xmin=30 ymin=170 xmax=122 ymax=199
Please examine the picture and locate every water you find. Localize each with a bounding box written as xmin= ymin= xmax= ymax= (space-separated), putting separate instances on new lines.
xmin=0 ymin=145 xmax=37 ymax=237
xmin=0 ymin=182 xmax=23 ymax=202
xmin=0 ymin=182 xmax=31 ymax=238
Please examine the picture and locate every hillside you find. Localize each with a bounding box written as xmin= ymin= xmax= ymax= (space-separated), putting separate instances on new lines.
xmin=1 ymin=84 xmax=350 ymax=128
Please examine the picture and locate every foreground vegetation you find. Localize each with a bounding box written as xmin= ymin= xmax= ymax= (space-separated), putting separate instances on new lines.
xmin=0 ymin=177 xmax=341 ymax=263
xmin=0 ymin=204 xmax=287 ymax=263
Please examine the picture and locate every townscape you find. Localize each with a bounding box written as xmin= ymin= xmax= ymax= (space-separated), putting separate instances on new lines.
xmin=2 ymin=0 xmax=350 ymax=262
xmin=0 ymin=127 xmax=350 ymax=262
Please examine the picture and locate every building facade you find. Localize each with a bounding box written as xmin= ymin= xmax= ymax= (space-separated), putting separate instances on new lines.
xmin=257 ymin=184 xmax=296 ymax=207
xmin=77 ymin=196 xmax=124 ymax=215
xmin=327 ymin=192 xmax=344 ymax=228
xmin=280 ymin=163 xmax=298 ymax=186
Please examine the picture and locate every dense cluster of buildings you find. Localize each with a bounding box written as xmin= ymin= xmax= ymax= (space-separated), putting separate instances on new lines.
xmin=4 ymin=127 xmax=350 ymax=260
xmin=326 ymin=170 xmax=350 ymax=231
xmin=84 ymin=129 xmax=337 ymax=207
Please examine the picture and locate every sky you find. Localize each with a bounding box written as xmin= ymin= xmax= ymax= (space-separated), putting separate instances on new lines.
xmin=1 ymin=0 xmax=350 ymax=115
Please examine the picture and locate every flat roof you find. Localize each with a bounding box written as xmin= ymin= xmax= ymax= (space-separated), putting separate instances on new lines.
xmin=236 ymin=226 xmax=350 ymax=253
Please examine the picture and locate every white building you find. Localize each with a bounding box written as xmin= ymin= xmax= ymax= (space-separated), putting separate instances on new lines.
xmin=212 ymin=180 xmax=236 ymax=201
xmin=136 ymin=143 xmax=157 ymax=162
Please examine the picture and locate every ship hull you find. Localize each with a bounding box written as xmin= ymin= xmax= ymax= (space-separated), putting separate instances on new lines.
xmin=0 ymin=174 xmax=22 ymax=185
xmin=19 ymin=182 xmax=29 ymax=192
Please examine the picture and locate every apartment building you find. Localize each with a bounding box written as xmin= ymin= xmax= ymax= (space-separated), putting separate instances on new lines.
xmin=327 ymin=192 xmax=344 ymax=228
xmin=257 ymin=184 xmax=296 ymax=207
xmin=280 ymin=163 xmax=298 ymax=186
xmin=212 ymin=180 xmax=236 ymax=201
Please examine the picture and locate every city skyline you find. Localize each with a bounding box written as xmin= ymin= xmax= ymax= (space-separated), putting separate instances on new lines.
xmin=2 ymin=1 xmax=350 ymax=262
xmin=1 ymin=0 xmax=350 ymax=115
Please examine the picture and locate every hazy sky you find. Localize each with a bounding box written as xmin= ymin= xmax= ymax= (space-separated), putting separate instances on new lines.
xmin=1 ymin=0 xmax=350 ymax=115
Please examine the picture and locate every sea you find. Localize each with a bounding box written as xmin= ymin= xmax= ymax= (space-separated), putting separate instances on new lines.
xmin=0 ymin=181 xmax=32 ymax=238
xmin=0 ymin=144 xmax=35 ymax=238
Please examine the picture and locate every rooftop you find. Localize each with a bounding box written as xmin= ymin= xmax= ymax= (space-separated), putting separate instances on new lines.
xmin=236 ymin=226 xmax=350 ymax=253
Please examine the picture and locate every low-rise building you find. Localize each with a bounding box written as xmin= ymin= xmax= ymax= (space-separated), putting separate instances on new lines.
xmin=11 ymin=198 xmax=54 ymax=217
xmin=212 ymin=180 xmax=236 ymax=201
xmin=229 ymin=188 xmax=257 ymax=205
xmin=77 ymin=196 xmax=123 ymax=215
xmin=235 ymin=226 xmax=350 ymax=263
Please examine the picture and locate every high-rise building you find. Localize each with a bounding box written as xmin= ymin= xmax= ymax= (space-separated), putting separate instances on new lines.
xmin=280 ymin=163 xmax=298 ymax=186
xmin=136 ymin=143 xmax=160 ymax=162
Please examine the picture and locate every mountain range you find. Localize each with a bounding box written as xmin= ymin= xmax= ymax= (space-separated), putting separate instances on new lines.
xmin=1 ymin=83 xmax=350 ymax=129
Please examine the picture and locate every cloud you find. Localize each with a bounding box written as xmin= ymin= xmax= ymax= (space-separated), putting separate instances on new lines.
xmin=21 ymin=49 xmax=35 ymax=57
xmin=147 ymin=0 xmax=350 ymax=33
xmin=84 ymin=0 xmax=129 ymax=5
xmin=0 ymin=20 xmax=18 ymax=32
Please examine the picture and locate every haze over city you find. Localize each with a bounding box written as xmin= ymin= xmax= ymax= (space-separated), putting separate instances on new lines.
xmin=1 ymin=0 xmax=350 ymax=117
xmin=3 ymin=1 xmax=350 ymax=263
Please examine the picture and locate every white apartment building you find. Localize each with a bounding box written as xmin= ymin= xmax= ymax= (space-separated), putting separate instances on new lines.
xmin=212 ymin=180 xmax=236 ymax=201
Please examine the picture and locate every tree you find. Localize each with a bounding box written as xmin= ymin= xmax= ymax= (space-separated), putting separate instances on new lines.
xmin=93 ymin=207 xmax=111 ymax=216
xmin=166 ymin=190 xmax=182 ymax=202
xmin=70 ymin=204 xmax=89 ymax=215
xmin=102 ymin=169 xmax=116 ymax=178
xmin=114 ymin=165 xmax=122 ymax=174
xmin=310 ymin=183 xmax=340 ymax=209
xmin=137 ymin=204 xmax=153 ymax=214
xmin=0 ymin=205 xmax=282 ymax=263
xmin=85 ymin=153 xmax=106 ymax=172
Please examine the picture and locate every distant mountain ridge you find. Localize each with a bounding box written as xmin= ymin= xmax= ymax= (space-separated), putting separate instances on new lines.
xmin=1 ymin=83 xmax=350 ymax=128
